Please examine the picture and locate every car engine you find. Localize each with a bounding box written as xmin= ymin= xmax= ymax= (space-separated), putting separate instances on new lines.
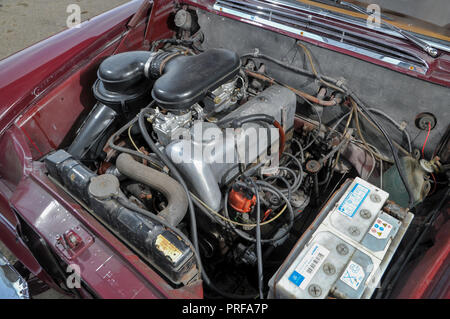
xmin=42 ymin=9 xmax=444 ymax=299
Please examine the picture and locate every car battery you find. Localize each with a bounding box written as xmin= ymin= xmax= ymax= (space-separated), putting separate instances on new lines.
xmin=268 ymin=177 xmax=414 ymax=299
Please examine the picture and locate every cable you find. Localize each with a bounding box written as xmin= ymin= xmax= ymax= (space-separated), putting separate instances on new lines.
xmin=128 ymin=124 xmax=143 ymax=154
xmin=429 ymin=173 xmax=437 ymax=196
xmin=352 ymin=100 xmax=393 ymax=163
xmin=302 ymin=109 xmax=379 ymax=182
xmin=242 ymin=70 xmax=323 ymax=151
xmin=327 ymin=109 xmax=389 ymax=181
xmin=344 ymin=89 xmax=415 ymax=208
xmin=320 ymin=133 xmax=350 ymax=165
xmin=368 ymin=108 xmax=412 ymax=154
xmin=245 ymin=177 xmax=264 ymax=299
xmin=324 ymin=110 xmax=385 ymax=180
xmin=282 ymin=152 xmax=304 ymax=192
xmin=217 ymin=114 xmax=286 ymax=158
xmin=330 ymin=102 xmax=354 ymax=174
xmin=223 ymin=181 xmax=295 ymax=244
xmin=138 ymin=108 xmax=258 ymax=299
xmin=332 ymin=108 xmax=412 ymax=155
xmin=296 ymin=42 xmax=344 ymax=93
xmin=421 ymin=122 xmax=432 ymax=158
xmin=328 ymin=111 xmax=351 ymax=136
xmin=301 ymin=97 xmax=323 ymax=151
xmin=244 ymin=49 xmax=414 ymax=206
xmin=241 ymin=51 xmax=315 ymax=78
xmin=241 ymin=49 xmax=344 ymax=94
xmin=191 ymin=192 xmax=288 ymax=227
xmin=265 ymin=166 xmax=300 ymax=196
xmin=366 ymin=146 xmax=377 ymax=180
xmin=278 ymin=167 xmax=298 ymax=193
xmin=291 ymin=138 xmax=305 ymax=163
xmin=356 ymin=107 xmax=411 ymax=157
xmin=264 ymin=175 xmax=292 ymax=200
xmin=380 ymin=158 xmax=383 ymax=189
xmin=245 ymin=69 xmax=339 ymax=107
xmin=326 ymin=107 xmax=393 ymax=164
xmin=245 ymin=50 xmax=411 ymax=158
xmin=108 ymin=112 xmax=165 ymax=171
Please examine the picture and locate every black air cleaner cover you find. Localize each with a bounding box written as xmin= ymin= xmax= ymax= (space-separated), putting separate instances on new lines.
xmin=152 ymin=49 xmax=241 ymax=111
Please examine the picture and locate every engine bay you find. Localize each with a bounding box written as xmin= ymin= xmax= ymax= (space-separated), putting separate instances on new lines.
xmin=41 ymin=7 xmax=449 ymax=299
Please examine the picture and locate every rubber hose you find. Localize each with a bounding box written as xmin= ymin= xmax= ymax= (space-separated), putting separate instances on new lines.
xmin=116 ymin=153 xmax=188 ymax=227
xmin=137 ymin=109 xmax=258 ymax=299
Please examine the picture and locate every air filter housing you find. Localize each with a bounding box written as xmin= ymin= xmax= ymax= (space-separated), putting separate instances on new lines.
xmin=152 ymin=49 xmax=241 ymax=112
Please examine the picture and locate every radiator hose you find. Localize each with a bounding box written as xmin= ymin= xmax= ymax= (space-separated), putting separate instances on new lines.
xmin=116 ymin=153 xmax=188 ymax=227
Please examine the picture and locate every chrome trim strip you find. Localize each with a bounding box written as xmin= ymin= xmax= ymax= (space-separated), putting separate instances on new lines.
xmin=216 ymin=0 xmax=426 ymax=65
xmin=214 ymin=1 xmax=428 ymax=74
xmin=262 ymin=0 xmax=450 ymax=53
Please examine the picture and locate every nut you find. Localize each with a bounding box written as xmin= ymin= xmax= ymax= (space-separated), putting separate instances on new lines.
xmin=305 ymin=160 xmax=322 ymax=174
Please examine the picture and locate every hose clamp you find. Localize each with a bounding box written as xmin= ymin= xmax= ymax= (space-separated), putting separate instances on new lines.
xmin=144 ymin=54 xmax=154 ymax=79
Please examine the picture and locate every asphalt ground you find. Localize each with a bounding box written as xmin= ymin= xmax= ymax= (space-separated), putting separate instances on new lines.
xmin=0 ymin=0 xmax=130 ymax=60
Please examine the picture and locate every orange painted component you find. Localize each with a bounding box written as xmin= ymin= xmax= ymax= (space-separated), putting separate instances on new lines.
xmin=273 ymin=120 xmax=286 ymax=157
xmin=229 ymin=188 xmax=256 ymax=214
xmin=262 ymin=209 xmax=273 ymax=222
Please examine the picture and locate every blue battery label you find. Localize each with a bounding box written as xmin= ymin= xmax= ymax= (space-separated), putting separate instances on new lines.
xmin=288 ymin=244 xmax=329 ymax=289
xmin=338 ymin=183 xmax=370 ymax=218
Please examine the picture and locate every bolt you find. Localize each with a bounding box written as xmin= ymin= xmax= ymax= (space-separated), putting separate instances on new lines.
xmin=323 ymin=263 xmax=336 ymax=275
xmin=360 ymin=209 xmax=372 ymax=219
xmin=308 ymin=284 xmax=322 ymax=297
xmin=348 ymin=226 xmax=361 ymax=236
xmin=370 ymin=193 xmax=382 ymax=203
xmin=336 ymin=243 xmax=349 ymax=256
xmin=306 ymin=160 xmax=322 ymax=174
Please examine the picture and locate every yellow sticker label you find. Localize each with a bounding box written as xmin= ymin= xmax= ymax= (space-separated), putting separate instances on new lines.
xmin=155 ymin=234 xmax=183 ymax=263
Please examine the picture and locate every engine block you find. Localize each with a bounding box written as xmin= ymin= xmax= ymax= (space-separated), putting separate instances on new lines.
xmin=164 ymin=85 xmax=297 ymax=211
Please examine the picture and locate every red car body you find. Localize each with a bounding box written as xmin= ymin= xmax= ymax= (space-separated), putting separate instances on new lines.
xmin=0 ymin=0 xmax=448 ymax=299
